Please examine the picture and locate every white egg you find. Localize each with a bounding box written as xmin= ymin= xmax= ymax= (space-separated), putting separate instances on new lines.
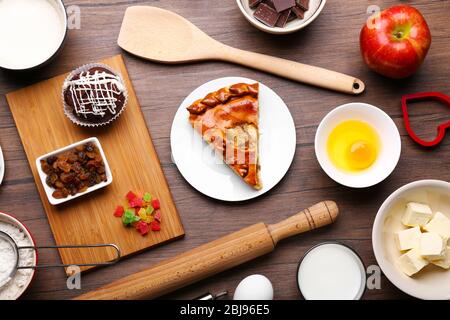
xmin=233 ymin=274 xmax=274 ymax=300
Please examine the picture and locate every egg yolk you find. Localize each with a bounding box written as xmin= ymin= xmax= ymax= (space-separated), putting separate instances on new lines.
xmin=327 ymin=120 xmax=380 ymax=173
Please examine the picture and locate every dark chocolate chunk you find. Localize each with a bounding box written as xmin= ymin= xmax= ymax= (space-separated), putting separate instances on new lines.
xmin=296 ymin=0 xmax=309 ymax=11
xmin=253 ymin=3 xmax=280 ymax=27
xmin=262 ymin=0 xmax=276 ymax=9
xmin=272 ymin=0 xmax=295 ymax=13
xmin=287 ymin=9 xmax=297 ymax=21
xmin=292 ymin=5 xmax=305 ymax=19
xmin=249 ymin=0 xmax=263 ymax=9
xmin=275 ymin=9 xmax=291 ymax=27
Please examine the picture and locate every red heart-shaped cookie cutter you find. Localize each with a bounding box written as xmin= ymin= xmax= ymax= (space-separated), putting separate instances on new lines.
xmin=402 ymin=92 xmax=450 ymax=147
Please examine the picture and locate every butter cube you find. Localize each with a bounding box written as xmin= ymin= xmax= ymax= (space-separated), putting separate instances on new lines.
xmin=432 ymin=247 xmax=450 ymax=269
xmin=420 ymin=232 xmax=446 ymax=261
xmin=398 ymin=247 xmax=429 ymax=276
xmin=401 ymin=202 xmax=432 ymax=227
xmin=395 ymin=227 xmax=421 ymax=251
xmin=424 ymin=212 xmax=450 ymax=239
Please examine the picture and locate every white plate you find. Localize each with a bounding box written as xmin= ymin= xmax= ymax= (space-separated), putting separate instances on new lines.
xmin=35 ymin=137 xmax=113 ymax=205
xmin=171 ymin=77 xmax=296 ymax=201
xmin=0 ymin=145 xmax=4 ymax=186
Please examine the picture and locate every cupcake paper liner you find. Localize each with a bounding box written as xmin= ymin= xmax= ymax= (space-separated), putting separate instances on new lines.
xmin=61 ymin=62 xmax=129 ymax=128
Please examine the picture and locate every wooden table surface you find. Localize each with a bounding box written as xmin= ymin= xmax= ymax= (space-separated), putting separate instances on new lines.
xmin=0 ymin=0 xmax=448 ymax=300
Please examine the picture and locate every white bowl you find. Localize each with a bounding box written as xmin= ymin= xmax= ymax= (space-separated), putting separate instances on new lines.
xmin=35 ymin=137 xmax=113 ymax=205
xmin=0 ymin=211 xmax=37 ymax=300
xmin=236 ymin=0 xmax=326 ymax=34
xmin=0 ymin=0 xmax=68 ymax=71
xmin=0 ymin=145 xmax=4 ymax=186
xmin=372 ymin=180 xmax=450 ymax=300
xmin=315 ymin=103 xmax=401 ymax=188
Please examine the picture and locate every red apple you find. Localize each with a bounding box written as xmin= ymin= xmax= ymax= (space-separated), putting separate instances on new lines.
xmin=360 ymin=5 xmax=431 ymax=79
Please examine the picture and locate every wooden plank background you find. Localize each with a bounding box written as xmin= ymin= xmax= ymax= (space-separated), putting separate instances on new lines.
xmin=0 ymin=0 xmax=448 ymax=300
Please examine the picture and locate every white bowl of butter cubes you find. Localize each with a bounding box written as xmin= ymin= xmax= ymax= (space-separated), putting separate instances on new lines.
xmin=373 ymin=180 xmax=450 ymax=300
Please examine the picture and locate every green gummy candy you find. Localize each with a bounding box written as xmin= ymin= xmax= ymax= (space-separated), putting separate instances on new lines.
xmin=122 ymin=209 xmax=140 ymax=225
xmin=146 ymin=206 xmax=154 ymax=215
xmin=143 ymin=193 xmax=152 ymax=202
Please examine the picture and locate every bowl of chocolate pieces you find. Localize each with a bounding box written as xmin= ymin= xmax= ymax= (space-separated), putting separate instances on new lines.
xmin=36 ymin=137 xmax=113 ymax=205
xmin=236 ymin=0 xmax=326 ymax=34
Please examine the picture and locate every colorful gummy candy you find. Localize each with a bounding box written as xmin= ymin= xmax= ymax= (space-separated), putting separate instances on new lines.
xmin=114 ymin=191 xmax=162 ymax=236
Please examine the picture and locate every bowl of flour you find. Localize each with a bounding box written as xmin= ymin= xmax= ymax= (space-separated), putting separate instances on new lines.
xmin=0 ymin=212 xmax=37 ymax=300
xmin=0 ymin=0 xmax=67 ymax=71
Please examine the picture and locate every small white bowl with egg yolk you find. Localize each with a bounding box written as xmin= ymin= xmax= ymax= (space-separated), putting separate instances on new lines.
xmin=315 ymin=102 xmax=401 ymax=188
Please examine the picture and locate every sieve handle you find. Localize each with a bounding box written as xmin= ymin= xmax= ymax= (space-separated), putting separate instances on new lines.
xmin=16 ymin=243 xmax=121 ymax=269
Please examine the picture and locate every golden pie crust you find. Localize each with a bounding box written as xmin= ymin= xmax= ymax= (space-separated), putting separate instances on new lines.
xmin=187 ymin=83 xmax=261 ymax=190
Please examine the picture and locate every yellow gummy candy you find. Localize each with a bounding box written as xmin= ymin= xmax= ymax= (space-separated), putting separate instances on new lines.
xmin=138 ymin=208 xmax=147 ymax=221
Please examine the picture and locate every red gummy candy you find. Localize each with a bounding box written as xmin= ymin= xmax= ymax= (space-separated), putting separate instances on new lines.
xmin=135 ymin=221 xmax=150 ymax=236
xmin=152 ymin=199 xmax=160 ymax=210
xmin=114 ymin=205 xmax=125 ymax=217
xmin=154 ymin=211 xmax=162 ymax=223
xmin=151 ymin=221 xmax=161 ymax=231
xmin=129 ymin=197 xmax=144 ymax=208
xmin=134 ymin=207 xmax=141 ymax=215
xmin=126 ymin=191 xmax=137 ymax=201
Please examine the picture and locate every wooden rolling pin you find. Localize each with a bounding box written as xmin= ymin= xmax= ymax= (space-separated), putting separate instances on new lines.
xmin=75 ymin=201 xmax=339 ymax=300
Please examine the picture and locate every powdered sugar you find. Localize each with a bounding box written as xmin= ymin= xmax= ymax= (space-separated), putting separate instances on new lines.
xmin=0 ymin=220 xmax=35 ymax=300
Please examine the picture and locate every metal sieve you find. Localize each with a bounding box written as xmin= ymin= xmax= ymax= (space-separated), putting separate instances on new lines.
xmin=0 ymin=231 xmax=121 ymax=288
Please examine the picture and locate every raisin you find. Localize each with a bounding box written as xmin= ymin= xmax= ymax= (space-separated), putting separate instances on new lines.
xmin=60 ymin=172 xmax=76 ymax=183
xmin=46 ymin=173 xmax=58 ymax=187
xmin=61 ymin=188 xmax=70 ymax=197
xmin=46 ymin=156 xmax=57 ymax=165
xmin=86 ymin=152 xmax=96 ymax=159
xmin=88 ymin=174 xmax=97 ymax=187
xmin=67 ymin=152 xmax=79 ymax=163
xmin=72 ymin=162 xmax=82 ymax=173
xmin=52 ymin=190 xmax=65 ymax=199
xmin=41 ymin=160 xmax=52 ymax=175
xmin=79 ymin=171 xmax=90 ymax=181
xmin=57 ymin=160 xmax=71 ymax=173
xmin=77 ymin=152 xmax=86 ymax=161
xmin=55 ymin=180 xmax=64 ymax=189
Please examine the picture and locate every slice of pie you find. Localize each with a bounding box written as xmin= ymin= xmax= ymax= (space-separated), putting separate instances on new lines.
xmin=187 ymin=83 xmax=262 ymax=190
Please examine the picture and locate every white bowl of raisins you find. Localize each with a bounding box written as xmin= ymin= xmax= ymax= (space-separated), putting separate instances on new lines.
xmin=36 ymin=137 xmax=113 ymax=205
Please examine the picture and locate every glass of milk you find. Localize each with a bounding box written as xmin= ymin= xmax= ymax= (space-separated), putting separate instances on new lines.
xmin=297 ymin=242 xmax=367 ymax=300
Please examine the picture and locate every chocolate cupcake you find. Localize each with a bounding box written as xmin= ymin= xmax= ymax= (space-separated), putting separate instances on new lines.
xmin=62 ymin=63 xmax=128 ymax=127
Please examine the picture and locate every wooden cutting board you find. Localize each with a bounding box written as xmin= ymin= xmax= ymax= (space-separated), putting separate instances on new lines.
xmin=6 ymin=55 xmax=185 ymax=272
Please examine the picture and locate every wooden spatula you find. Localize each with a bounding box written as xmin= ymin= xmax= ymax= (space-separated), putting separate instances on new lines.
xmin=118 ymin=6 xmax=365 ymax=95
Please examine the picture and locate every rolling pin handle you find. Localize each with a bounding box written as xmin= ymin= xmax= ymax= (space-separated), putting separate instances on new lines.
xmin=268 ymin=201 xmax=339 ymax=245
